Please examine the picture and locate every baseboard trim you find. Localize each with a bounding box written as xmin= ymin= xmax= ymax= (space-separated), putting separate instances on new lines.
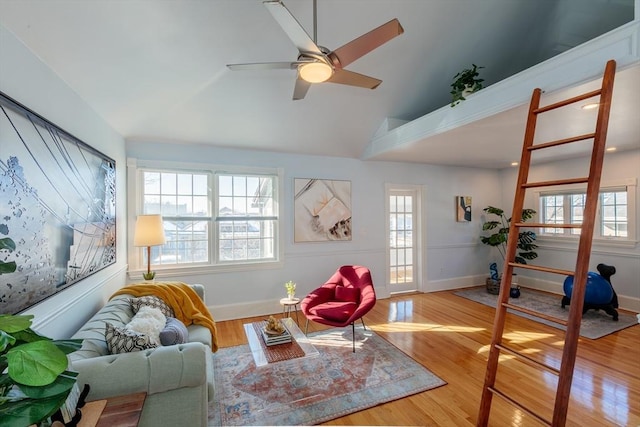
xmin=209 ymin=275 xmax=639 ymax=321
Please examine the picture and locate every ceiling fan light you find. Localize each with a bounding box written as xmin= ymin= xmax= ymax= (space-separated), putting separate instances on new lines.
xmin=299 ymin=62 xmax=333 ymax=83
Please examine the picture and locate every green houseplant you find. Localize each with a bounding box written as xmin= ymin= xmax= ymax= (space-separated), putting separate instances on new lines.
xmin=450 ymin=64 xmax=484 ymax=107
xmin=0 ymin=314 xmax=82 ymax=426
xmin=481 ymin=206 xmax=538 ymax=265
xmin=284 ymin=281 xmax=296 ymax=299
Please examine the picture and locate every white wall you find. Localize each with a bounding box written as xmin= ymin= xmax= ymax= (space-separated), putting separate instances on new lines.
xmin=499 ymin=149 xmax=640 ymax=311
xmin=0 ymin=24 xmax=128 ymax=338
xmin=126 ymin=141 xmax=502 ymax=320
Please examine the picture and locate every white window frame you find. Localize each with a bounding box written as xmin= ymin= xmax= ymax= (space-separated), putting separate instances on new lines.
xmin=127 ymin=158 xmax=284 ymax=278
xmin=534 ymin=178 xmax=637 ymax=248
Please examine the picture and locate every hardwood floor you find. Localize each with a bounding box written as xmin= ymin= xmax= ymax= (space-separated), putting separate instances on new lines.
xmin=214 ymin=289 xmax=640 ymax=426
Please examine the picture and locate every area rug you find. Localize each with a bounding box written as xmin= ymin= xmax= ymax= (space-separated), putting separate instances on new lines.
xmin=454 ymin=286 xmax=639 ymax=339
xmin=208 ymin=327 xmax=446 ymax=426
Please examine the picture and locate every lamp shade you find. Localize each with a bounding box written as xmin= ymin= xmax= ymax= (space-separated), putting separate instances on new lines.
xmin=133 ymin=214 xmax=166 ymax=247
xmin=299 ymin=62 xmax=333 ymax=83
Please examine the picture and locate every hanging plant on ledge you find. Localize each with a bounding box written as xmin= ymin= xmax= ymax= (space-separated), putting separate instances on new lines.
xmin=450 ymin=64 xmax=484 ymax=107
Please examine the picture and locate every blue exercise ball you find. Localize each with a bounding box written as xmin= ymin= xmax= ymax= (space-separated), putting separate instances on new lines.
xmin=563 ymin=272 xmax=613 ymax=305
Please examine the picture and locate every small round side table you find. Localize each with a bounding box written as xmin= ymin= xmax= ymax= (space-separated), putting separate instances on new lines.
xmin=279 ymin=297 xmax=300 ymax=325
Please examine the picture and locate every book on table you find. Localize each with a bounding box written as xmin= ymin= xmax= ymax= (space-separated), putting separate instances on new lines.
xmin=261 ymin=324 xmax=292 ymax=346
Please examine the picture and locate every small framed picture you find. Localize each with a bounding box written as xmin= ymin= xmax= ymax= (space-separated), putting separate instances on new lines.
xmin=456 ymin=196 xmax=472 ymax=222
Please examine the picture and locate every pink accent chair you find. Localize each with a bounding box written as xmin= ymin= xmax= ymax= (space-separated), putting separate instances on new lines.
xmin=301 ymin=265 xmax=376 ymax=352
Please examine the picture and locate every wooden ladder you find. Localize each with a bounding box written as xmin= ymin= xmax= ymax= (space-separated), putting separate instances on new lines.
xmin=477 ymin=59 xmax=617 ymax=427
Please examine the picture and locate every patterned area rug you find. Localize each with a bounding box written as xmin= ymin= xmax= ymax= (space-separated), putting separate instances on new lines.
xmin=209 ymin=327 xmax=446 ymax=426
xmin=455 ymin=286 xmax=639 ymax=339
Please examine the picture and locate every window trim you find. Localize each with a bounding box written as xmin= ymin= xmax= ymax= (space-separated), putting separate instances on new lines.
xmin=127 ymin=158 xmax=284 ymax=278
xmin=534 ymin=178 xmax=637 ymax=248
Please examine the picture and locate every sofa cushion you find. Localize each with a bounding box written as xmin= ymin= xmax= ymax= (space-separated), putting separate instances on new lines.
xmin=69 ymin=295 xmax=134 ymax=362
xmin=105 ymin=322 xmax=158 ymax=354
xmin=310 ymin=301 xmax=357 ymax=323
xmin=334 ymin=286 xmax=360 ymax=303
xmin=126 ymin=306 xmax=166 ymax=346
xmin=160 ymin=317 xmax=189 ymax=346
xmin=131 ymin=295 xmax=175 ymax=318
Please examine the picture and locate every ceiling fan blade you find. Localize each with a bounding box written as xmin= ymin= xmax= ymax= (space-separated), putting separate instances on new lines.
xmin=227 ymin=62 xmax=300 ymax=71
xmin=327 ymin=69 xmax=382 ymax=89
xmin=263 ymin=0 xmax=322 ymax=55
xmin=329 ymin=18 xmax=404 ymax=69
xmin=293 ymin=76 xmax=311 ymax=100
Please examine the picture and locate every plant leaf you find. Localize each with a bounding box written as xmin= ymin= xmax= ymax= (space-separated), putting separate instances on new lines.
xmin=483 ymin=206 xmax=504 ymax=216
xmin=0 ymin=392 xmax=70 ymax=427
xmin=482 ymin=220 xmax=500 ymax=231
xmin=0 ymin=237 xmax=16 ymax=252
xmin=0 ymin=261 xmax=17 ymax=275
xmin=17 ymin=373 xmax=75 ymax=399
xmin=521 ymin=208 xmax=536 ymax=222
xmin=6 ymin=341 xmax=68 ymax=386
xmin=0 ymin=330 xmax=17 ymax=353
xmin=52 ymin=339 xmax=83 ymax=355
xmin=0 ymin=315 xmax=33 ymax=334
xmin=11 ymin=328 xmax=48 ymax=345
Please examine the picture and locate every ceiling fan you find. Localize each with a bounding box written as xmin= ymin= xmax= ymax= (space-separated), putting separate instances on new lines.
xmin=227 ymin=0 xmax=404 ymax=100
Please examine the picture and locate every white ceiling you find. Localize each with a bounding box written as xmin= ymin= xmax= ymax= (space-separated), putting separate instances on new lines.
xmin=0 ymin=0 xmax=637 ymax=168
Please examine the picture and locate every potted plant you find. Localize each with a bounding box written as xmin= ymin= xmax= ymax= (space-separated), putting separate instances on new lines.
xmin=481 ymin=206 xmax=538 ymax=293
xmin=284 ymin=281 xmax=296 ymax=299
xmin=0 ymin=314 xmax=83 ymax=426
xmin=450 ymin=64 xmax=484 ymax=107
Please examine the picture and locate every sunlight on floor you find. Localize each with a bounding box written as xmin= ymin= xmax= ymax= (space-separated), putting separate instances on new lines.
xmin=374 ymin=321 xmax=485 ymax=333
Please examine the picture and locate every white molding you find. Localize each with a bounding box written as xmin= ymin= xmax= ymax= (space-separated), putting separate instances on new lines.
xmin=363 ymin=21 xmax=640 ymax=160
xmin=521 ymin=276 xmax=640 ymax=313
xmin=208 ymin=273 xmax=639 ymax=320
xmin=209 ymin=295 xmax=391 ymax=322
xmin=426 ymin=274 xmax=486 ymax=292
xmin=29 ymin=264 xmax=128 ymax=331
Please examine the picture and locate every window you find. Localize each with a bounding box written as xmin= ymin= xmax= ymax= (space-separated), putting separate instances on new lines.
xmin=131 ymin=160 xmax=281 ymax=274
xmin=537 ymin=180 xmax=636 ymax=243
xmin=216 ymin=174 xmax=277 ymax=262
xmin=142 ymin=171 xmax=210 ymax=266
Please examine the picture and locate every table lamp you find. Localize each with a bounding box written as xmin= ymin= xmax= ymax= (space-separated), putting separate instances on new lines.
xmin=134 ymin=214 xmax=166 ymax=280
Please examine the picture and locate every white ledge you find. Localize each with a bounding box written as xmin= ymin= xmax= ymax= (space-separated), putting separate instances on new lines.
xmin=362 ymin=20 xmax=640 ymax=161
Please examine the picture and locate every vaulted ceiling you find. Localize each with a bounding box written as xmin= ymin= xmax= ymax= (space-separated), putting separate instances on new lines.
xmin=0 ymin=0 xmax=636 ymax=168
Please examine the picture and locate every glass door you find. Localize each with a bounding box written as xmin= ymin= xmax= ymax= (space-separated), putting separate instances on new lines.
xmin=387 ymin=186 xmax=420 ymax=293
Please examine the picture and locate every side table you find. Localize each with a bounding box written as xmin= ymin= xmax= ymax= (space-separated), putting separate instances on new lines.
xmin=279 ymin=297 xmax=300 ymax=325
xmin=78 ymin=392 xmax=146 ymax=427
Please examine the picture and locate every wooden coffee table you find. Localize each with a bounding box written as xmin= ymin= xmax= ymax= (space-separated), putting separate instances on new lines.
xmin=243 ymin=317 xmax=318 ymax=367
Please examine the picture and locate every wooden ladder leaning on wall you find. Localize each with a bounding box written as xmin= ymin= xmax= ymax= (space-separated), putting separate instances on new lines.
xmin=476 ymin=59 xmax=617 ymax=427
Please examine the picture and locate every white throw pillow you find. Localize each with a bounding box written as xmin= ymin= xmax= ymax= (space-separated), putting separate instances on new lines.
xmin=125 ymin=306 xmax=166 ymax=346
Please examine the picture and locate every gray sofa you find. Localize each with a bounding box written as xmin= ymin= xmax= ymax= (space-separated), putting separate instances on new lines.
xmin=68 ymin=284 xmax=214 ymax=427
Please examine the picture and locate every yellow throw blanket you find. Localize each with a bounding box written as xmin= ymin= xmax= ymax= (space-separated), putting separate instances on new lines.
xmin=111 ymin=281 xmax=218 ymax=352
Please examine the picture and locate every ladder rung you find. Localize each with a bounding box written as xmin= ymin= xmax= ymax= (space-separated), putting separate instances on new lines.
xmin=496 ymin=344 xmax=560 ymax=375
xmin=508 ymin=262 xmax=575 ymax=277
xmin=489 ymin=386 xmax=551 ymax=426
xmin=522 ymin=177 xmax=589 ymax=188
xmin=503 ymin=302 xmax=569 ymax=326
xmin=515 ymin=222 xmax=582 ymax=229
xmin=533 ymin=89 xmax=601 ymax=114
xmin=529 ymin=133 xmax=596 ymax=151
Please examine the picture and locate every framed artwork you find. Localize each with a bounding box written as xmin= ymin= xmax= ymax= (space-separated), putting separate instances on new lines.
xmin=0 ymin=92 xmax=116 ymax=314
xmin=294 ymin=178 xmax=351 ymax=242
xmin=457 ymin=196 xmax=472 ymax=222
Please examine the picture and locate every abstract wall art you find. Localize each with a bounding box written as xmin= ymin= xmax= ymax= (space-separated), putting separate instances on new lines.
xmin=294 ymin=178 xmax=351 ymax=242
xmin=457 ymin=196 xmax=472 ymax=222
xmin=0 ymin=92 xmax=116 ymax=314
